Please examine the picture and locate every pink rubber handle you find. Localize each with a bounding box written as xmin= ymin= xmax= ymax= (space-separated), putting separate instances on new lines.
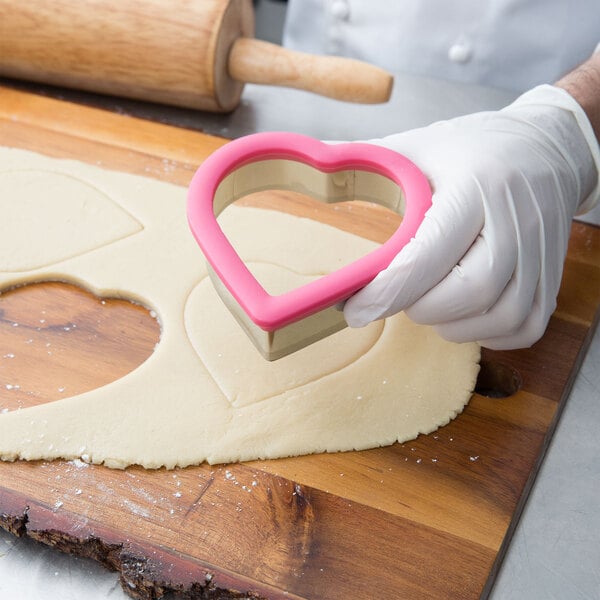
xmin=187 ymin=132 xmax=431 ymax=331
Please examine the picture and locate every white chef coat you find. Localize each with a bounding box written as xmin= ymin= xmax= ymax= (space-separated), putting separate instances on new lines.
xmin=283 ymin=0 xmax=600 ymax=92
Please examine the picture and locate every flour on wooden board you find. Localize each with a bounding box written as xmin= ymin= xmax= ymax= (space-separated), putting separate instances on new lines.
xmin=0 ymin=147 xmax=480 ymax=469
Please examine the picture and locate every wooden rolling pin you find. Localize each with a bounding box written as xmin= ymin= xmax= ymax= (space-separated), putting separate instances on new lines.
xmin=0 ymin=0 xmax=393 ymax=112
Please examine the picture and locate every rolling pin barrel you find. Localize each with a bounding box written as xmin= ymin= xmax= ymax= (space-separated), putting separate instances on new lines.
xmin=0 ymin=0 xmax=393 ymax=112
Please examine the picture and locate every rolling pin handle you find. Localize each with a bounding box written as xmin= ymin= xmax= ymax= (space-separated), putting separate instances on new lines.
xmin=227 ymin=38 xmax=393 ymax=104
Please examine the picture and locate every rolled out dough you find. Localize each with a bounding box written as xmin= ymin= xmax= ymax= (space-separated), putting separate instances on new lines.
xmin=0 ymin=147 xmax=480 ymax=469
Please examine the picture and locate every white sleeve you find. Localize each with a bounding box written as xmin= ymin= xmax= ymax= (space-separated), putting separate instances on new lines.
xmin=282 ymin=0 xmax=600 ymax=93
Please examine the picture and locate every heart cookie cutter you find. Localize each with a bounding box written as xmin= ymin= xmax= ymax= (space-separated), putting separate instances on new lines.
xmin=187 ymin=132 xmax=431 ymax=361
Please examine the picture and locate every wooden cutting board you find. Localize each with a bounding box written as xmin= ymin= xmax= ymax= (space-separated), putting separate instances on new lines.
xmin=0 ymin=85 xmax=599 ymax=600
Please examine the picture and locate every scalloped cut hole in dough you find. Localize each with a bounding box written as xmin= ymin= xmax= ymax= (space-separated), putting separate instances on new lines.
xmin=0 ymin=281 xmax=160 ymax=413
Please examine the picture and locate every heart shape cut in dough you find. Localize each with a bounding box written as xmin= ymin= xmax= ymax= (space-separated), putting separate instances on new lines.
xmin=185 ymin=265 xmax=384 ymax=408
xmin=0 ymin=169 xmax=142 ymax=272
xmin=187 ymin=132 xmax=432 ymax=331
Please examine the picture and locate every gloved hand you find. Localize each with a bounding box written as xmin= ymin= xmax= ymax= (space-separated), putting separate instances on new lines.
xmin=344 ymin=85 xmax=600 ymax=349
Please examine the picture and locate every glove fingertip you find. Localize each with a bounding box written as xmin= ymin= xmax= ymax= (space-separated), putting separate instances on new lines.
xmin=343 ymin=297 xmax=377 ymax=328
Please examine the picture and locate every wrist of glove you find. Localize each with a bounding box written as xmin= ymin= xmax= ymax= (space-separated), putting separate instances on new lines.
xmin=343 ymin=84 xmax=600 ymax=349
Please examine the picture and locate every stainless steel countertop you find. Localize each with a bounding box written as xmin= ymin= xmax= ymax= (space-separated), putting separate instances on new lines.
xmin=0 ymin=73 xmax=598 ymax=600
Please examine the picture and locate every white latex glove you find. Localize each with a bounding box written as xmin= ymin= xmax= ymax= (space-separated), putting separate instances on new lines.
xmin=344 ymin=85 xmax=600 ymax=349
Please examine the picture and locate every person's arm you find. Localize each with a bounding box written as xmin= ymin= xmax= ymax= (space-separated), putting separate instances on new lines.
xmin=557 ymin=50 xmax=600 ymax=139
xmin=343 ymin=51 xmax=600 ymax=350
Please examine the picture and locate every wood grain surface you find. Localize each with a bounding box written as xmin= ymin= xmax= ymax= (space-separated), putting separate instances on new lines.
xmin=0 ymin=86 xmax=599 ymax=600
xmin=0 ymin=0 xmax=253 ymax=111
xmin=0 ymin=0 xmax=392 ymax=110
